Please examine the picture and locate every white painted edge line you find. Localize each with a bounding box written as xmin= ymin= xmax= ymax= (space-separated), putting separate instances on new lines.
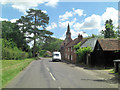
xmin=49 ymin=72 xmax=56 ymax=81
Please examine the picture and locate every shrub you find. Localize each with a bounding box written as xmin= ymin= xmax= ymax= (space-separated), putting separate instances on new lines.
xmin=43 ymin=53 xmax=49 ymax=57
xmin=74 ymin=42 xmax=92 ymax=63
xmin=39 ymin=50 xmax=46 ymax=56
xmin=2 ymin=39 xmax=28 ymax=60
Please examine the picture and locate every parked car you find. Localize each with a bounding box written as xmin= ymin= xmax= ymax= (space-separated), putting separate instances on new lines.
xmin=52 ymin=52 xmax=61 ymax=62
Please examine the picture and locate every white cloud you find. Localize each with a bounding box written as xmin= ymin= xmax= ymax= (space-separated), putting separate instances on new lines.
xmin=0 ymin=17 xmax=8 ymax=21
xmin=73 ymin=7 xmax=118 ymax=31
xmin=46 ymin=22 xmax=57 ymax=30
xmin=0 ymin=0 xmax=59 ymax=14
xmin=73 ymin=14 xmax=101 ymax=30
xmin=45 ymin=0 xmax=59 ymax=7
xmin=59 ymin=8 xmax=85 ymax=21
xmin=73 ymin=8 xmax=84 ymax=16
xmin=59 ymin=11 xmax=73 ymax=21
xmin=10 ymin=19 xmax=18 ymax=23
xmin=101 ymin=7 xmax=118 ymax=27
xmin=42 ymin=10 xmax=47 ymax=13
xmin=59 ymin=18 xmax=77 ymax=28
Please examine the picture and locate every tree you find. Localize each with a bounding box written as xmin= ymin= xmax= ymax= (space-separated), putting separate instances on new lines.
xmin=101 ymin=19 xmax=115 ymax=38
xmin=41 ymin=37 xmax=63 ymax=52
xmin=114 ymin=26 xmax=120 ymax=38
xmin=17 ymin=9 xmax=53 ymax=57
xmin=2 ymin=21 xmax=29 ymax=51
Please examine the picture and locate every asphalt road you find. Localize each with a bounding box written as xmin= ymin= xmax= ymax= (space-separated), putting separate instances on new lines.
xmin=5 ymin=58 xmax=118 ymax=88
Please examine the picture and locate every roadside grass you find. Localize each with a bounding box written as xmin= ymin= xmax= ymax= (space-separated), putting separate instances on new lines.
xmin=2 ymin=58 xmax=35 ymax=88
xmin=109 ymin=69 xmax=115 ymax=74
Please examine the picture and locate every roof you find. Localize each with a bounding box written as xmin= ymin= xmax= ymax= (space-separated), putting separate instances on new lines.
xmin=66 ymin=38 xmax=87 ymax=48
xmin=98 ymin=39 xmax=120 ymax=51
xmin=81 ymin=38 xmax=98 ymax=51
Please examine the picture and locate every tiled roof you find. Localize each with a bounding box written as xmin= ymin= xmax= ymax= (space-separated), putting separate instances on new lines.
xmin=66 ymin=38 xmax=87 ymax=48
xmin=81 ymin=38 xmax=98 ymax=51
xmin=98 ymin=39 xmax=120 ymax=51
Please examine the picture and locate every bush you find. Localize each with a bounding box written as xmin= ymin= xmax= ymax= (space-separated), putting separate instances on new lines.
xmin=43 ymin=53 xmax=49 ymax=57
xmin=39 ymin=50 xmax=46 ymax=56
xmin=74 ymin=42 xmax=92 ymax=63
xmin=2 ymin=39 xmax=28 ymax=60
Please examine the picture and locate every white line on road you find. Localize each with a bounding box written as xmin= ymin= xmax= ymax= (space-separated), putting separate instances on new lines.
xmin=49 ymin=72 xmax=56 ymax=81
xmin=58 ymin=86 xmax=62 ymax=90
xmin=46 ymin=67 xmax=50 ymax=71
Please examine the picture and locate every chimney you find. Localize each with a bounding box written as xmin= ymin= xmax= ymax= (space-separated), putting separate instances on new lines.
xmin=78 ymin=33 xmax=83 ymax=40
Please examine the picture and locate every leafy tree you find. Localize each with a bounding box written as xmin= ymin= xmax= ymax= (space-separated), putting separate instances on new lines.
xmin=37 ymin=37 xmax=63 ymax=53
xmin=2 ymin=21 xmax=29 ymax=51
xmin=17 ymin=9 xmax=53 ymax=57
xmin=101 ymin=19 xmax=115 ymax=38
xmin=114 ymin=26 xmax=120 ymax=38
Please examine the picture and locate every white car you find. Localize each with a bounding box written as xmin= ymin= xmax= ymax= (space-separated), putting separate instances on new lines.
xmin=52 ymin=52 xmax=61 ymax=62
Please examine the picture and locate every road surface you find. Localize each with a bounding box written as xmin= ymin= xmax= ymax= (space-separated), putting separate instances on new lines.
xmin=5 ymin=58 xmax=118 ymax=89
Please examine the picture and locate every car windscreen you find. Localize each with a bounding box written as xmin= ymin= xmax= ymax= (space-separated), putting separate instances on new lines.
xmin=54 ymin=54 xmax=59 ymax=56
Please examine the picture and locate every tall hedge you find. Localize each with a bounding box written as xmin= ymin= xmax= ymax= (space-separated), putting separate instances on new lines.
xmin=2 ymin=39 xmax=28 ymax=60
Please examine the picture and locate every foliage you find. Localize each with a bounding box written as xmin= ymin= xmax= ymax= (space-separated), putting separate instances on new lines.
xmin=41 ymin=37 xmax=63 ymax=52
xmin=39 ymin=50 xmax=46 ymax=56
xmin=90 ymin=34 xmax=104 ymax=38
xmin=101 ymin=19 xmax=115 ymax=38
xmin=17 ymin=8 xmax=53 ymax=57
xmin=74 ymin=42 xmax=92 ymax=63
xmin=2 ymin=39 xmax=28 ymax=60
xmin=2 ymin=58 xmax=35 ymax=87
xmin=43 ymin=53 xmax=49 ymax=57
xmin=2 ymin=21 xmax=30 ymax=52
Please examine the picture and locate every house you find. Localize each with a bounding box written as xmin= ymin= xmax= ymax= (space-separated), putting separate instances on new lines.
xmin=81 ymin=38 xmax=120 ymax=67
xmin=60 ymin=24 xmax=86 ymax=63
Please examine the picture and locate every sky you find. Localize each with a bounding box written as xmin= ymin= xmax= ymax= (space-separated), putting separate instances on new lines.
xmin=0 ymin=0 xmax=119 ymax=41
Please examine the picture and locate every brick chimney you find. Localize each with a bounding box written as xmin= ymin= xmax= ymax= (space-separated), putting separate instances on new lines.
xmin=78 ymin=33 xmax=83 ymax=40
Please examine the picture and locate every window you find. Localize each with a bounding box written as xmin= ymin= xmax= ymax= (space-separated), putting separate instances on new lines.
xmin=74 ymin=49 xmax=76 ymax=53
xmin=66 ymin=54 xmax=67 ymax=58
xmin=71 ymin=55 xmax=72 ymax=60
xmin=54 ymin=54 xmax=59 ymax=56
xmin=68 ymin=48 xmax=69 ymax=52
xmin=71 ymin=47 xmax=72 ymax=52
xmin=65 ymin=48 xmax=67 ymax=52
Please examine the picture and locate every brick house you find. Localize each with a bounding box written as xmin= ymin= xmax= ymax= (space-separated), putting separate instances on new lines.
xmin=60 ymin=24 xmax=87 ymax=63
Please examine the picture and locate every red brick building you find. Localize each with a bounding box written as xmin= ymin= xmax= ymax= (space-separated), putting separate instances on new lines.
xmin=60 ymin=24 xmax=87 ymax=63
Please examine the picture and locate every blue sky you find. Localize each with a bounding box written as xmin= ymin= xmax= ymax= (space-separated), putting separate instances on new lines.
xmin=0 ymin=1 xmax=118 ymax=40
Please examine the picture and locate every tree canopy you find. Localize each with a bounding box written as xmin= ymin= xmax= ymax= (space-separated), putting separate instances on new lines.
xmin=17 ymin=9 xmax=53 ymax=57
xmin=101 ymin=19 xmax=115 ymax=38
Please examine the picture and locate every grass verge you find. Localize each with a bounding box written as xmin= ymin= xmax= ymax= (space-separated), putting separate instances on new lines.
xmin=2 ymin=58 xmax=35 ymax=88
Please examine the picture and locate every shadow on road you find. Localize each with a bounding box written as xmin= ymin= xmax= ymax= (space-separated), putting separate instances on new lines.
xmin=81 ymin=76 xmax=118 ymax=84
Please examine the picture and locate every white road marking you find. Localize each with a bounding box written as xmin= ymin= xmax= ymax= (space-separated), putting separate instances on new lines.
xmin=46 ymin=67 xmax=50 ymax=71
xmin=58 ymin=86 xmax=62 ymax=90
xmin=49 ymin=72 xmax=56 ymax=81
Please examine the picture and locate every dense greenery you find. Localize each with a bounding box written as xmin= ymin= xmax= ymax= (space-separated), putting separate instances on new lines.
xmin=17 ymin=9 xmax=53 ymax=57
xmin=74 ymin=42 xmax=92 ymax=63
xmin=2 ymin=21 xmax=30 ymax=52
xmin=101 ymin=19 xmax=119 ymax=38
xmin=2 ymin=58 xmax=35 ymax=87
xmin=41 ymin=37 xmax=63 ymax=52
xmin=2 ymin=39 xmax=29 ymax=60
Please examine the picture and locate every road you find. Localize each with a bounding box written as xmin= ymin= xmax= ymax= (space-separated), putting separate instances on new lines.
xmin=5 ymin=58 xmax=118 ymax=89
